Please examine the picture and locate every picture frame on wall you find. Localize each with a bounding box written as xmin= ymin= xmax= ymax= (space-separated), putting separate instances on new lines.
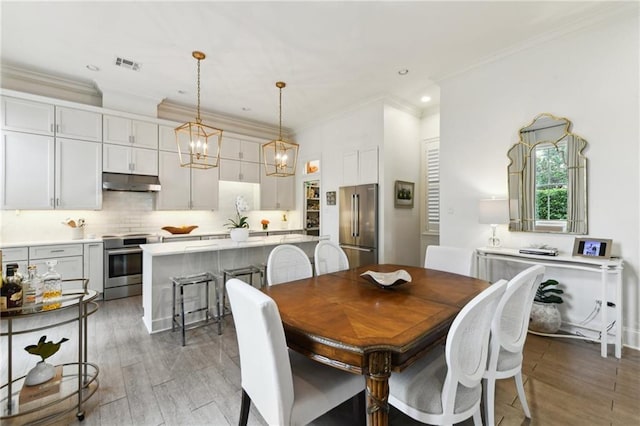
xmin=572 ymin=237 xmax=613 ymax=259
xmin=394 ymin=180 xmax=414 ymax=208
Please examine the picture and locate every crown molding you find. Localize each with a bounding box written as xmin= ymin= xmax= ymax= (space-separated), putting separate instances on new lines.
xmin=0 ymin=62 xmax=101 ymax=106
xmin=158 ymin=100 xmax=287 ymax=140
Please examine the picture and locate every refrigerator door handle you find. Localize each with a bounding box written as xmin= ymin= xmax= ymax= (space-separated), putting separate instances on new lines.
xmin=350 ymin=194 xmax=356 ymax=237
xmin=354 ymin=193 xmax=360 ymax=237
xmin=340 ymin=245 xmax=374 ymax=252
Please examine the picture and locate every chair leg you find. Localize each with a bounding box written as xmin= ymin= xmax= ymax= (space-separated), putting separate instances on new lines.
xmin=473 ymin=407 xmax=483 ymax=425
xmin=515 ymin=371 xmax=531 ymax=418
xmin=215 ymin=278 xmax=222 ymax=335
xmin=483 ymin=377 xmax=496 ymax=426
xmin=239 ymin=389 xmax=251 ymax=426
xmin=180 ymin=285 xmax=186 ymax=347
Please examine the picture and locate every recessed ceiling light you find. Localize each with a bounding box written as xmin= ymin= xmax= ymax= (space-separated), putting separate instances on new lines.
xmin=86 ymin=64 xmax=100 ymax=72
xmin=398 ymin=69 xmax=409 ymax=76
xmin=421 ymin=96 xmax=431 ymax=103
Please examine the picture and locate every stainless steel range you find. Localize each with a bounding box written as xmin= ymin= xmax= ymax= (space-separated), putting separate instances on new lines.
xmin=102 ymin=234 xmax=159 ymax=300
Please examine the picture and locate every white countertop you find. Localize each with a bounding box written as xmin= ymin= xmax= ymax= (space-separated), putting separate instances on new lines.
xmin=0 ymin=238 xmax=103 ymax=249
xmin=141 ymin=234 xmax=319 ymax=256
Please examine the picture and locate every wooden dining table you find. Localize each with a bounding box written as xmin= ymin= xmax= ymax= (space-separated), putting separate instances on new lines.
xmin=263 ymin=264 xmax=490 ymax=426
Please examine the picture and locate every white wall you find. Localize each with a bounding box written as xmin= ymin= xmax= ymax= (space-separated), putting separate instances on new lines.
xmin=382 ymin=105 xmax=421 ymax=266
xmin=295 ymin=100 xmax=422 ymax=264
xmin=439 ymin=13 xmax=639 ymax=348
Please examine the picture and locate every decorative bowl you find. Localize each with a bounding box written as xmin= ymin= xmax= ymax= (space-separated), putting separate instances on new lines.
xmin=360 ymin=269 xmax=412 ymax=289
xmin=161 ymin=225 xmax=198 ymax=235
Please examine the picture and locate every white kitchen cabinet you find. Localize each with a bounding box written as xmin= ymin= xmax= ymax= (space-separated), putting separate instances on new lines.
xmin=1 ymin=96 xmax=54 ymax=135
xmin=1 ymin=98 xmax=102 ymax=143
xmin=260 ymin=164 xmax=294 ymax=210
xmin=55 ymin=106 xmax=102 ymax=142
xmin=56 ymin=137 xmax=102 ymax=209
xmin=342 ymin=147 xmax=378 ymax=185
xmin=1 ymin=247 xmax=29 ymax=276
xmin=29 ymin=243 xmax=84 ymax=279
xmin=220 ymin=137 xmax=260 ymax=162
xmin=103 ymin=114 xmax=158 ymax=149
xmin=83 ymin=242 xmax=104 ymax=294
xmin=157 ymin=150 xmax=218 ymax=210
xmin=159 ymin=124 xmax=179 ymax=152
xmin=1 ymin=131 xmax=54 ymax=209
xmin=103 ymin=143 xmax=158 ymax=176
xmin=1 ymin=132 xmax=101 ymax=210
xmin=219 ymin=159 xmax=260 ymax=183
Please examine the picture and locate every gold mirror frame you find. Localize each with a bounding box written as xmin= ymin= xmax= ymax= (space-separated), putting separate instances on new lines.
xmin=507 ymin=113 xmax=588 ymax=234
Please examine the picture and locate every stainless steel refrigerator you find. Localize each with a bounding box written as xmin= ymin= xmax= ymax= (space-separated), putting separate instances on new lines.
xmin=339 ymin=184 xmax=378 ymax=268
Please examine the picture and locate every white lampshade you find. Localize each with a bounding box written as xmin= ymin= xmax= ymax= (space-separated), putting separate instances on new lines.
xmin=478 ymin=199 xmax=509 ymax=225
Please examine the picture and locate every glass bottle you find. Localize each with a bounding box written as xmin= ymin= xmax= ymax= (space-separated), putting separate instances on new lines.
xmin=42 ymin=260 xmax=62 ymax=310
xmin=1 ymin=263 xmax=23 ymax=315
xmin=23 ymin=265 xmax=42 ymax=306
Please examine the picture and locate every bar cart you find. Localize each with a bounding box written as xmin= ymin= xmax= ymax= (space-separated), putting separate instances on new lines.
xmin=1 ymin=279 xmax=99 ymax=423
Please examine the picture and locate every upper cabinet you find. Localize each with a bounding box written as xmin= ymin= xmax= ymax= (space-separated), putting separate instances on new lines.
xmin=2 ymin=97 xmax=54 ymax=135
xmin=260 ymin=164 xmax=295 ymax=210
xmin=103 ymin=114 xmax=158 ymax=149
xmin=219 ymin=137 xmax=261 ymax=183
xmin=343 ymin=147 xmax=378 ymax=185
xmin=103 ymin=144 xmax=158 ymax=176
xmin=1 ymin=131 xmax=101 ymax=210
xmin=156 ymin=150 xmax=219 ymax=210
xmin=1 ymin=97 xmax=101 ymax=141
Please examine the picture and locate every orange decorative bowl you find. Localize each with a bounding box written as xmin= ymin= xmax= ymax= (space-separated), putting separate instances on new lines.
xmin=162 ymin=225 xmax=198 ymax=235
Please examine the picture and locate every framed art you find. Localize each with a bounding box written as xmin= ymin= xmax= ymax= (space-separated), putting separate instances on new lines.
xmin=572 ymin=237 xmax=613 ymax=258
xmin=394 ymin=180 xmax=414 ymax=208
xmin=326 ymin=191 xmax=336 ymax=206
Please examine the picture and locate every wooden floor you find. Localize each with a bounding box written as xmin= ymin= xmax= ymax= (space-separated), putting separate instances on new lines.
xmin=2 ymin=295 xmax=638 ymax=425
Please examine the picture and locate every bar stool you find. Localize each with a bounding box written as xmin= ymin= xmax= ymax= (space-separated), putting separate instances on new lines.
xmin=171 ymin=272 xmax=220 ymax=346
xmin=221 ymin=265 xmax=264 ymax=316
xmin=171 ymin=244 xmax=223 ymax=346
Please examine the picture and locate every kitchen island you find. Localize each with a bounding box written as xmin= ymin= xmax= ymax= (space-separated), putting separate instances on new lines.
xmin=139 ymin=235 xmax=320 ymax=333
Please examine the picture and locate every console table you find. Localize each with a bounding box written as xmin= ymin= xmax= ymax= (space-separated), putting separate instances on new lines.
xmin=1 ymin=279 xmax=99 ymax=423
xmin=476 ymin=247 xmax=623 ymax=358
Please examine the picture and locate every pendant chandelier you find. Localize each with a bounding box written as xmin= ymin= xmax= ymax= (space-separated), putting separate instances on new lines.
xmin=262 ymin=81 xmax=299 ymax=177
xmin=175 ymin=51 xmax=223 ymax=169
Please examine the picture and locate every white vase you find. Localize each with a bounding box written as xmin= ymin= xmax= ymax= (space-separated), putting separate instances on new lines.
xmin=529 ymin=301 xmax=562 ymax=333
xmin=230 ymin=228 xmax=249 ymax=242
xmin=25 ymin=361 xmax=56 ymax=386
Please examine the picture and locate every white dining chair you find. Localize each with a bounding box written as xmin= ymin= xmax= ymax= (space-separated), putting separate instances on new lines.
xmin=266 ymin=244 xmax=313 ymax=285
xmin=424 ymin=245 xmax=475 ymax=276
xmin=388 ymin=279 xmax=508 ymax=426
xmin=226 ymin=278 xmax=365 ymax=426
xmin=314 ymin=240 xmax=349 ymax=275
xmin=483 ymin=265 xmax=545 ymax=426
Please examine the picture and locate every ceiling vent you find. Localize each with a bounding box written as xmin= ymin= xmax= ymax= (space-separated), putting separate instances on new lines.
xmin=114 ymin=57 xmax=141 ymax=71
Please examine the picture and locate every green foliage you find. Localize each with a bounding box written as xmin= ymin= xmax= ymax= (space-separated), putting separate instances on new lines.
xmin=536 ymin=188 xmax=567 ymax=220
xmin=535 ymin=279 xmax=564 ymax=304
xmin=24 ymin=335 xmax=69 ymax=362
xmin=225 ymin=214 xmax=249 ymax=229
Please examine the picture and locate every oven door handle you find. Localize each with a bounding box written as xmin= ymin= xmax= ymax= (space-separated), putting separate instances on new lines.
xmin=107 ymin=248 xmax=142 ymax=255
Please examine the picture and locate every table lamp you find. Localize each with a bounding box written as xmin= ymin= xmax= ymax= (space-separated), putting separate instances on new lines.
xmin=479 ymin=198 xmax=509 ymax=247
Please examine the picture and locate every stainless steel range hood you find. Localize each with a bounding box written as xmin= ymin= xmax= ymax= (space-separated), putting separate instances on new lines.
xmin=102 ymin=172 xmax=161 ymax=192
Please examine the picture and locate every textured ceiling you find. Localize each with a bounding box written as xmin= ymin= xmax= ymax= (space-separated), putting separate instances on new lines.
xmin=0 ymin=1 xmax=626 ymax=129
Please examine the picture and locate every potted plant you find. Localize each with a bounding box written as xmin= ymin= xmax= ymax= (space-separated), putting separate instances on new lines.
xmin=24 ymin=335 xmax=68 ymax=386
xmin=226 ymin=196 xmax=250 ymax=242
xmin=529 ymin=279 xmax=564 ymax=333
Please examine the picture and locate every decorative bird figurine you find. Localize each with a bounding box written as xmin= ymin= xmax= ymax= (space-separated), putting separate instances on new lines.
xmin=24 ymin=335 xmax=69 ymax=362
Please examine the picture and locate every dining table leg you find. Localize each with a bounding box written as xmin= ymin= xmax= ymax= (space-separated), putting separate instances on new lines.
xmin=365 ymin=351 xmax=392 ymax=426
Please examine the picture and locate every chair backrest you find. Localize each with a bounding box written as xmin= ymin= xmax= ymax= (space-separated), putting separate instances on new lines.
xmin=314 ymin=240 xmax=349 ymax=275
xmin=491 ymin=265 xmax=545 ymax=355
xmin=267 ymin=244 xmax=313 ymax=285
xmin=226 ymin=278 xmax=295 ymax=425
xmin=424 ymin=245 xmax=474 ymax=276
xmin=443 ymin=279 xmax=508 ymax=409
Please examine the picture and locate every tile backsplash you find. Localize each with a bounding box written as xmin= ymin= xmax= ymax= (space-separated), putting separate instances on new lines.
xmin=0 ymin=190 xmax=298 ymax=244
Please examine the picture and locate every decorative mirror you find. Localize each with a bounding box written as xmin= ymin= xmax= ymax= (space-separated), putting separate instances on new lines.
xmin=507 ymin=113 xmax=587 ymax=234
